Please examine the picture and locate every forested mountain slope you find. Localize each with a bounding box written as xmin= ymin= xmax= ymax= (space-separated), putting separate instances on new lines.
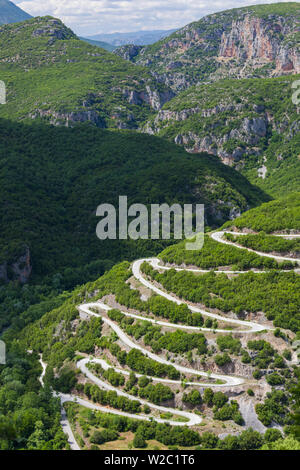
xmin=0 ymin=17 xmax=174 ymax=129
xmin=0 ymin=118 xmax=268 ymax=286
xmin=0 ymin=14 xmax=298 ymax=199
xmin=144 ymin=75 xmax=300 ymax=196
xmin=115 ymin=3 xmax=300 ymax=92
xmin=222 ymin=191 xmax=300 ymax=233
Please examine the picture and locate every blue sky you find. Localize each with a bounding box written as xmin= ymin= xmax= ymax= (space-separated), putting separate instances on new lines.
xmin=16 ymin=0 xmax=295 ymax=36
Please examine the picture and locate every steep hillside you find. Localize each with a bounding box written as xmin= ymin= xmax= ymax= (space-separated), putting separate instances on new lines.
xmin=88 ymin=29 xmax=177 ymax=47
xmin=0 ymin=118 xmax=268 ymax=286
xmin=223 ymin=191 xmax=300 ymax=233
xmin=0 ymin=15 xmax=297 ymax=197
xmin=0 ymin=0 xmax=31 ymax=25
xmin=1 ymin=200 xmax=299 ymax=450
xmin=159 ymin=192 xmax=300 ymax=334
xmin=144 ymin=75 xmax=300 ymax=196
xmin=115 ymin=2 xmax=300 ymax=92
xmin=161 ymin=192 xmax=300 ymax=266
xmin=0 ymin=16 xmax=175 ymax=129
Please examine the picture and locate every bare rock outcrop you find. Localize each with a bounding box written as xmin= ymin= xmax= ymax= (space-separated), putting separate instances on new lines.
xmin=0 ymin=246 xmax=32 ymax=284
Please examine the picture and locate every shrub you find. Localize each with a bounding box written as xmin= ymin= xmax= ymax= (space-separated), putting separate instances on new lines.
xmin=203 ymin=388 xmax=214 ymax=407
xmin=182 ymin=390 xmax=202 ymax=406
xmin=264 ymin=428 xmax=283 ymax=443
xmin=214 ymin=353 xmax=232 ymax=366
xmin=266 ymin=373 xmax=284 ymax=386
xmin=216 ymin=335 xmax=241 ymax=354
xmin=282 ymin=349 xmax=292 ymax=360
xmin=253 ymin=369 xmax=262 ymax=380
xmin=212 ymin=392 xmax=228 ymax=409
xmin=133 ymin=432 xmax=147 ymax=449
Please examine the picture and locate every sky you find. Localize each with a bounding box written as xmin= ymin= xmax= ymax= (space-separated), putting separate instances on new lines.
xmin=15 ymin=0 xmax=296 ymax=36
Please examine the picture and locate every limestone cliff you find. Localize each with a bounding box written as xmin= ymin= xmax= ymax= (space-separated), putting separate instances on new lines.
xmin=116 ymin=3 xmax=300 ymax=92
xmin=143 ymin=74 xmax=300 ymax=194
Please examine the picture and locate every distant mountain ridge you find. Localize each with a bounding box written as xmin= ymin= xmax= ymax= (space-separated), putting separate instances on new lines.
xmin=79 ymin=36 xmax=116 ymax=52
xmin=87 ymin=29 xmax=177 ymax=46
xmin=0 ymin=0 xmax=32 ymax=24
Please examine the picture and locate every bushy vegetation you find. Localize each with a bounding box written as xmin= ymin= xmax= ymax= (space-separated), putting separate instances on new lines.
xmin=256 ymin=389 xmax=290 ymax=426
xmin=202 ymin=388 xmax=243 ymax=424
xmin=147 ymin=76 xmax=300 ymax=196
xmin=224 ymin=232 xmax=300 ymax=256
xmin=88 ymin=363 xmax=174 ymax=405
xmin=89 ymin=364 xmax=125 ymax=388
xmin=90 ymin=428 xmax=119 ymax=445
xmin=0 ymin=343 xmax=67 ymax=450
xmin=159 ymin=235 xmax=293 ymax=270
xmin=248 ymin=340 xmax=276 ymax=369
xmin=108 ymin=309 xmax=207 ymax=355
xmin=83 ymin=382 xmax=141 ymax=414
xmin=216 ymin=335 xmax=241 ymax=354
xmin=138 ymin=382 xmax=174 ymax=405
xmin=182 ymin=390 xmax=202 ymax=406
xmin=223 ymin=192 xmax=300 ymax=233
xmin=152 ymin=329 xmax=207 ymax=355
xmin=125 ymin=349 xmax=180 ymax=380
xmin=141 ymin=261 xmax=300 ymax=332
xmin=214 ymin=352 xmax=232 ymax=367
xmin=99 ymin=336 xmax=180 ymax=380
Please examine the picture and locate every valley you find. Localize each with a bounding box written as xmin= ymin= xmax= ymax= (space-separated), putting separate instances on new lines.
xmin=0 ymin=1 xmax=299 ymax=453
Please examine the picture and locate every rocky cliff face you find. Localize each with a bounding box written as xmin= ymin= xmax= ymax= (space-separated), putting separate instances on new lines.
xmin=157 ymin=112 xmax=269 ymax=165
xmin=152 ymin=104 xmax=299 ymax=168
xmin=143 ymin=74 xmax=300 ymax=193
xmin=122 ymin=85 xmax=175 ymax=111
xmin=218 ymin=14 xmax=300 ymax=75
xmin=29 ymin=108 xmax=107 ymax=128
xmin=114 ymin=44 xmax=143 ymax=61
xmin=0 ymin=246 xmax=32 ymax=283
xmin=31 ymin=18 xmax=76 ymax=42
xmin=116 ymin=4 xmax=300 ymax=92
xmin=28 ymin=85 xmax=175 ymax=128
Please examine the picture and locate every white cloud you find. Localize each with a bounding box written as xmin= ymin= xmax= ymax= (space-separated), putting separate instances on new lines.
xmin=15 ymin=0 xmax=295 ymax=36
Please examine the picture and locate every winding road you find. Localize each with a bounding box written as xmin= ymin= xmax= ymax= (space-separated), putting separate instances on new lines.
xmin=212 ymin=231 xmax=300 ymax=266
xmin=131 ymin=259 xmax=271 ymax=333
xmin=78 ymin=302 xmax=244 ymax=385
xmin=38 ymin=230 xmax=299 ymax=449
